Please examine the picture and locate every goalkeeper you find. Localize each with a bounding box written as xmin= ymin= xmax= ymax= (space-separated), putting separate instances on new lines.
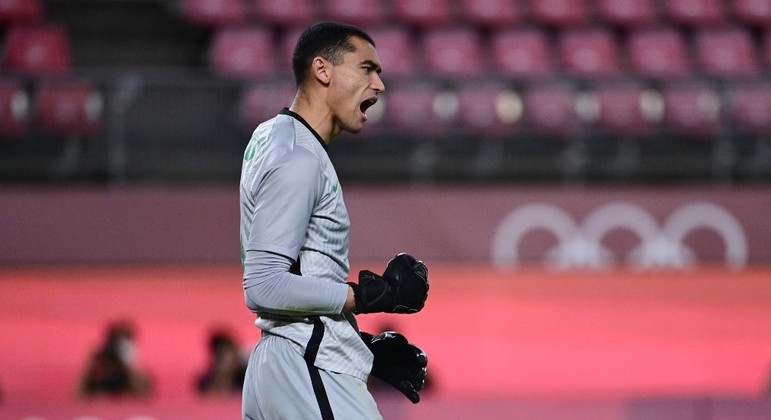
xmin=239 ymin=21 xmax=429 ymax=420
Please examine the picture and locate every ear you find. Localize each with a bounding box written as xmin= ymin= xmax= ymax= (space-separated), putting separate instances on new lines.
xmin=311 ymin=56 xmax=331 ymax=86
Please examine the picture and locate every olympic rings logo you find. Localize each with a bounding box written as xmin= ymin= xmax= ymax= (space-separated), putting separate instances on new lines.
xmin=491 ymin=202 xmax=748 ymax=270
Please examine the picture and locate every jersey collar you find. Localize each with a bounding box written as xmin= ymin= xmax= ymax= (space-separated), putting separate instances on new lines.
xmin=280 ymin=108 xmax=327 ymax=150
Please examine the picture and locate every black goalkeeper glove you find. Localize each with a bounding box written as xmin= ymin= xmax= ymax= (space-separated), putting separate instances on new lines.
xmin=361 ymin=331 xmax=428 ymax=404
xmin=348 ymin=253 xmax=429 ymax=314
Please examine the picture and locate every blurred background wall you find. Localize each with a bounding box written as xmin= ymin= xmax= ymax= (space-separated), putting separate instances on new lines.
xmin=1 ymin=0 xmax=771 ymax=419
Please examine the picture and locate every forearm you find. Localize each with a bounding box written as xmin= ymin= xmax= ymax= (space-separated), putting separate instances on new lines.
xmin=243 ymin=250 xmax=350 ymax=316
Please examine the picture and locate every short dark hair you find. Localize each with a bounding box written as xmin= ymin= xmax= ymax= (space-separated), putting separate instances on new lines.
xmin=292 ymin=21 xmax=376 ymax=87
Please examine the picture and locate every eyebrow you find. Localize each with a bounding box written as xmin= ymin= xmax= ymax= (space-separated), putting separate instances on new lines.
xmin=360 ymin=59 xmax=382 ymax=74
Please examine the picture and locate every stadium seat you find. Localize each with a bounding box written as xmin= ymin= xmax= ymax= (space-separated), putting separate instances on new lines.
xmin=558 ymin=29 xmax=621 ymax=77
xmin=366 ymin=27 xmax=416 ymax=78
xmin=596 ymin=0 xmax=657 ymax=27
xmin=209 ymin=26 xmax=276 ymax=79
xmin=36 ymin=80 xmax=102 ymax=137
xmin=240 ymin=81 xmax=296 ymax=130
xmin=628 ymin=27 xmax=691 ymax=78
xmin=522 ymin=84 xmax=580 ymax=137
xmin=179 ymin=0 xmax=246 ymax=27
xmin=383 ymin=81 xmax=454 ymax=137
xmin=321 ymin=0 xmax=387 ymax=26
xmin=663 ymin=0 xmax=726 ymax=26
xmin=250 ymin=0 xmax=317 ymax=26
xmin=660 ymin=83 xmax=722 ymax=138
xmin=531 ymin=0 xmax=589 ymax=27
xmin=0 ymin=78 xmax=29 ymax=139
xmin=456 ymin=81 xmax=522 ymax=137
xmin=491 ymin=28 xmax=553 ymax=79
xmin=695 ymin=28 xmax=760 ymax=77
xmin=392 ymin=0 xmax=453 ymax=27
xmin=732 ymin=0 xmax=771 ymax=27
xmin=765 ymin=30 xmax=771 ymax=67
xmin=2 ymin=23 xmax=73 ymax=75
xmin=727 ymin=84 xmax=771 ymax=135
xmin=0 ymin=0 xmax=44 ymax=24
xmin=458 ymin=0 xmax=521 ymax=28
xmin=421 ymin=27 xmax=484 ymax=78
xmin=590 ymin=84 xmax=661 ymax=137
xmin=276 ymin=26 xmax=304 ymax=74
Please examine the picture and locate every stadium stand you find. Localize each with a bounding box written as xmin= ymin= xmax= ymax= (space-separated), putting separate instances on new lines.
xmin=322 ymin=0 xmax=387 ymax=27
xmin=0 ymin=78 xmax=29 ymax=139
xmin=35 ymin=79 xmax=102 ymax=137
xmin=491 ymin=28 xmax=553 ymax=79
xmin=421 ymin=26 xmax=485 ymax=79
xmin=0 ymin=0 xmax=45 ymax=24
xmin=2 ymin=23 xmax=72 ymax=75
xmin=0 ymin=0 xmax=770 ymax=183
xmin=627 ymin=27 xmax=692 ymax=79
xmin=458 ymin=0 xmax=521 ymax=28
xmin=596 ymin=0 xmax=658 ymax=28
xmin=522 ymin=83 xmax=582 ymax=138
xmin=392 ymin=0 xmax=453 ymax=27
xmin=455 ymin=80 xmax=522 ymax=138
xmin=558 ymin=28 xmax=622 ymax=78
xmin=209 ymin=26 xmax=276 ymax=78
xmin=179 ymin=0 xmax=247 ymax=27
xmin=660 ymin=82 xmax=723 ymax=139
xmin=695 ymin=27 xmax=761 ymax=77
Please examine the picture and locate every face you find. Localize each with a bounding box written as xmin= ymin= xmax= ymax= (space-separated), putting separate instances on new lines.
xmin=326 ymin=36 xmax=385 ymax=135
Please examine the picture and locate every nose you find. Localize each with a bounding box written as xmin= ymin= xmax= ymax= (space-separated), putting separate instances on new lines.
xmin=371 ymin=72 xmax=385 ymax=93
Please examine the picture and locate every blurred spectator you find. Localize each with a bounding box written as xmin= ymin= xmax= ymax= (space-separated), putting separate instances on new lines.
xmin=77 ymin=320 xmax=152 ymax=398
xmin=195 ymin=328 xmax=247 ymax=395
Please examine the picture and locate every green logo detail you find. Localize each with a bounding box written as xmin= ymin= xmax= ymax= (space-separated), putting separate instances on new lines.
xmin=244 ymin=139 xmax=262 ymax=161
xmin=332 ymin=183 xmax=339 ymax=193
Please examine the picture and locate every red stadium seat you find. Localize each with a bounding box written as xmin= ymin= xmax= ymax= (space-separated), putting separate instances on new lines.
xmin=209 ymin=26 xmax=276 ymax=79
xmin=392 ymin=0 xmax=453 ymax=27
xmin=523 ymin=84 xmax=580 ymax=137
xmin=596 ymin=0 xmax=657 ymax=27
xmin=0 ymin=78 xmax=29 ymax=139
xmin=456 ymin=81 xmax=522 ymax=137
xmin=727 ymin=84 xmax=771 ymax=135
xmin=322 ymin=0 xmax=387 ymax=26
xmin=663 ymin=0 xmax=726 ymax=26
xmin=365 ymin=27 xmax=415 ymax=78
xmin=180 ymin=0 xmax=246 ymax=27
xmin=36 ymin=80 xmax=102 ymax=137
xmin=2 ymin=23 xmax=72 ymax=75
xmin=458 ymin=0 xmax=521 ymax=28
xmin=0 ymin=0 xmax=44 ymax=24
xmin=695 ymin=28 xmax=760 ymax=77
xmin=531 ymin=0 xmax=589 ymax=27
xmin=421 ymin=27 xmax=484 ymax=78
xmin=558 ymin=29 xmax=621 ymax=77
xmin=661 ymin=83 xmax=722 ymax=138
xmin=251 ymin=0 xmax=317 ymax=26
xmin=276 ymin=26 xmax=304 ymax=74
xmin=765 ymin=30 xmax=771 ymax=67
xmin=590 ymin=84 xmax=661 ymax=137
xmin=628 ymin=27 xmax=691 ymax=78
xmin=240 ymin=81 xmax=296 ymax=130
xmin=383 ymin=82 xmax=454 ymax=136
xmin=732 ymin=0 xmax=771 ymax=27
xmin=491 ymin=28 xmax=553 ymax=79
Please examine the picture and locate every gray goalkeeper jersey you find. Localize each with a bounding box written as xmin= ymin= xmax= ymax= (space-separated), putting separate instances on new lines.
xmin=239 ymin=108 xmax=373 ymax=381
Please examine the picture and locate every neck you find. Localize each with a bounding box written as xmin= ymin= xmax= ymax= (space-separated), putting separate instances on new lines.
xmin=289 ymin=91 xmax=338 ymax=144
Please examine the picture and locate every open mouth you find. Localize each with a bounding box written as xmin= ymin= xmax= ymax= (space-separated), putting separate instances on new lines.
xmin=360 ymin=97 xmax=377 ymax=117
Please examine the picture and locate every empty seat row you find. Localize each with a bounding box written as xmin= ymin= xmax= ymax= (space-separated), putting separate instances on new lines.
xmin=179 ymin=0 xmax=771 ymax=29
xmin=239 ymin=79 xmax=771 ymax=140
xmin=0 ymin=78 xmax=102 ymax=139
xmin=209 ymin=25 xmax=771 ymax=80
